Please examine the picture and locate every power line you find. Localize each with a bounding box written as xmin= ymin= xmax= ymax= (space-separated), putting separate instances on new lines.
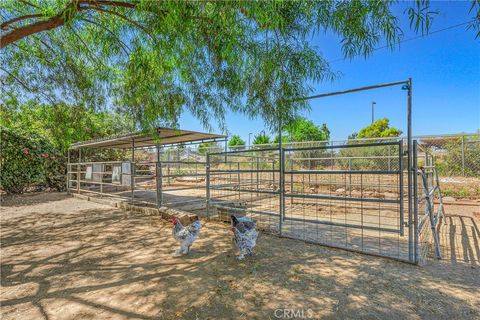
xmin=329 ymin=20 xmax=473 ymax=64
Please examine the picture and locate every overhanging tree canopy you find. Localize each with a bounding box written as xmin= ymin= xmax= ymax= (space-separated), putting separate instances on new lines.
xmin=1 ymin=1 xmax=478 ymax=131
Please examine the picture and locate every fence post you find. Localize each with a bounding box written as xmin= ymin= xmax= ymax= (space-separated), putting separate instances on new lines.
xmin=156 ymin=144 xmax=162 ymax=208
xmin=77 ymin=148 xmax=81 ymax=194
xmin=399 ymin=141 xmax=404 ymax=237
xmin=461 ymin=135 xmax=465 ymax=176
xmin=290 ymin=158 xmax=294 ymax=205
xmin=256 ymin=156 xmax=259 ymax=191
xmin=413 ymin=140 xmax=419 ymax=263
xmin=67 ymin=148 xmax=70 ymax=194
xmin=237 ymin=162 xmax=241 ymax=199
xmin=206 ymin=153 xmax=210 ymax=218
xmin=131 ymin=139 xmax=135 ymax=204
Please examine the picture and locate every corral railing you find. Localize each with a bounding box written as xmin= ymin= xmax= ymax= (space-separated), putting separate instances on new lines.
xmin=67 ymin=157 xmax=209 ymax=213
xmin=206 ymin=148 xmax=281 ymax=233
xmin=207 ymin=139 xmax=452 ymax=264
xmin=222 ymin=133 xmax=480 ymax=179
xmin=206 ymin=141 xmax=417 ymax=262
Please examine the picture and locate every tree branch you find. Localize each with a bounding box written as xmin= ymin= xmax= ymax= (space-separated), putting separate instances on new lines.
xmin=83 ymin=5 xmax=154 ymax=39
xmin=79 ymin=0 xmax=136 ymax=9
xmin=1 ymin=14 xmax=45 ymax=30
xmin=80 ymin=17 xmax=130 ymax=54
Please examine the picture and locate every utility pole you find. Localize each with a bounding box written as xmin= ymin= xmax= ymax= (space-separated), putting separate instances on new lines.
xmin=248 ymin=132 xmax=252 ymax=149
xmin=371 ymin=101 xmax=376 ymax=123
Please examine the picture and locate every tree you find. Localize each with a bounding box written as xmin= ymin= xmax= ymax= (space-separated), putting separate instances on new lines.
xmin=356 ymin=118 xmax=402 ymax=138
xmin=0 ymin=101 xmax=135 ymax=154
xmin=252 ymin=132 xmax=270 ymax=146
xmin=228 ymin=135 xmax=245 ymax=148
xmin=3 ymin=1 xmax=475 ymax=131
xmin=198 ymin=141 xmax=220 ymax=156
xmin=282 ymin=117 xmax=330 ymax=142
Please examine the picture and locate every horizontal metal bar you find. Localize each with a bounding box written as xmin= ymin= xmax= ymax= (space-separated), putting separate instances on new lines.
xmin=287 ymin=155 xmax=400 ymax=160
xmin=208 ymin=147 xmax=280 ymax=156
xmin=161 ymin=185 xmax=207 ymax=191
xmin=78 ymin=180 xmax=125 ymax=187
xmin=209 ymin=169 xmax=279 ymax=173
xmin=294 ymin=80 xmax=407 ymax=102
xmin=283 ymin=216 xmax=400 ymax=233
xmin=209 ymin=186 xmax=279 ymax=195
xmin=160 ymin=161 xmax=206 ymax=165
xmin=284 ymin=141 xmax=400 ymax=152
xmin=209 ymin=203 xmax=279 ymax=217
xmin=69 ymin=161 xmax=125 ymax=165
xmin=285 ymin=170 xmax=399 ymax=175
xmin=161 ymin=173 xmax=206 ymax=178
xmin=285 ymin=193 xmax=400 ymax=203
xmin=279 ymin=234 xmax=412 ymax=264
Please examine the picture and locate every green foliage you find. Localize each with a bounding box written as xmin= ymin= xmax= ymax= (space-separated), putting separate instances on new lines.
xmin=273 ymin=135 xmax=290 ymax=144
xmin=0 ymin=101 xmax=135 ymax=154
xmin=283 ymin=117 xmax=330 ymax=142
xmin=198 ymin=142 xmax=221 ymax=156
xmin=356 ymin=118 xmax=402 ymax=139
xmin=0 ymin=127 xmax=65 ymax=193
xmin=434 ymin=136 xmax=480 ymax=177
xmin=252 ymin=133 xmax=270 ymax=146
xmin=228 ymin=135 xmax=246 ymax=147
xmin=2 ymin=1 xmax=470 ymax=131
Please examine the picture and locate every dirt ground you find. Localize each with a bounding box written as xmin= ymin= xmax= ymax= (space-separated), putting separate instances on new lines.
xmin=1 ymin=193 xmax=479 ymax=320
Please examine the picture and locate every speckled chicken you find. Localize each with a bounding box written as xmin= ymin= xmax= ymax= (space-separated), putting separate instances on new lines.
xmin=231 ymin=215 xmax=257 ymax=260
xmin=172 ymin=217 xmax=202 ymax=256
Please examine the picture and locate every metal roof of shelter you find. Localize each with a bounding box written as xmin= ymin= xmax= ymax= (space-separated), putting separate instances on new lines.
xmin=69 ymin=127 xmax=226 ymax=149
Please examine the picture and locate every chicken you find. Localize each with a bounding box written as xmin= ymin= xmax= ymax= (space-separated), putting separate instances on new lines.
xmin=231 ymin=215 xmax=258 ymax=260
xmin=172 ymin=217 xmax=202 ymax=256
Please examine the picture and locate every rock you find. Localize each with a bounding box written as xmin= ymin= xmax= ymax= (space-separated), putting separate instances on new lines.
xmin=442 ymin=196 xmax=456 ymax=203
xmin=335 ymin=188 xmax=345 ymax=194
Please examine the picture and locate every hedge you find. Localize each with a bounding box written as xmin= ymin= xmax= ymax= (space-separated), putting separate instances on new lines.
xmin=0 ymin=127 xmax=66 ymax=194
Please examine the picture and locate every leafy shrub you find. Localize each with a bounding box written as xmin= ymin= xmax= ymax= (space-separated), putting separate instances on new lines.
xmin=434 ymin=137 xmax=480 ymax=177
xmin=0 ymin=127 xmax=65 ymax=193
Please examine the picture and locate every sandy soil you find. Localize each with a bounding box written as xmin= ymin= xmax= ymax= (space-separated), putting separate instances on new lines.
xmin=1 ymin=192 xmax=479 ymax=320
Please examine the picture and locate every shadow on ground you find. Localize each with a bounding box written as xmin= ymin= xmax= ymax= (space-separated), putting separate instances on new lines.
xmin=1 ymin=193 xmax=479 ymax=319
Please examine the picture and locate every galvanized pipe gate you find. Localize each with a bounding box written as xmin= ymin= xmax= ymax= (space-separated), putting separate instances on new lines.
xmin=206 ymin=140 xmax=422 ymax=263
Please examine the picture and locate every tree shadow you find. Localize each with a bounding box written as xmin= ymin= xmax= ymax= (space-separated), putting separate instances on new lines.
xmin=1 ymin=193 xmax=479 ymax=319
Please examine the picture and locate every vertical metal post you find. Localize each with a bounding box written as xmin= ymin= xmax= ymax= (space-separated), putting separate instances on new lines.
xmin=290 ymin=158 xmax=293 ymax=205
xmin=413 ymin=140 xmax=419 ymax=263
xmin=131 ymin=138 xmax=135 ymax=203
xmin=224 ymin=138 xmax=228 ymax=163
xmin=206 ymin=153 xmax=211 ymax=218
xmin=399 ymin=141 xmax=404 ymax=237
xmin=348 ymin=158 xmax=352 ymax=197
xmin=256 ymin=156 xmax=259 ymax=191
xmin=77 ymin=148 xmax=81 ymax=194
xmin=167 ymin=151 xmax=171 ymax=185
xmin=272 ymin=159 xmax=275 ymax=185
xmin=461 ymin=135 xmax=465 ymax=176
xmin=156 ymin=144 xmax=162 ymax=208
xmin=388 ymin=145 xmax=391 ymax=171
xmin=67 ymin=148 xmax=71 ymax=194
xmin=278 ymin=115 xmax=285 ymax=233
xmin=406 ymin=78 xmax=413 ymax=262
xmin=237 ymin=162 xmax=241 ymax=199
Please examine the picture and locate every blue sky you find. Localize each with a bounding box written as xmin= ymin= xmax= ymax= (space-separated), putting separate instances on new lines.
xmin=179 ymin=1 xmax=480 ymax=142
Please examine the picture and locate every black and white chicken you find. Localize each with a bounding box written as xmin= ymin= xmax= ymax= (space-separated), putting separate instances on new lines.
xmin=172 ymin=217 xmax=202 ymax=256
xmin=231 ymin=215 xmax=257 ymax=260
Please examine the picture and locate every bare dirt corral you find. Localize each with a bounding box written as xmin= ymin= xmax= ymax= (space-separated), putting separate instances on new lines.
xmin=1 ymin=193 xmax=479 ymax=320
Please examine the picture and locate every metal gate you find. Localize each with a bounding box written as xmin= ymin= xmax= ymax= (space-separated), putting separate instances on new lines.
xmin=206 ymin=141 xmax=421 ymax=263
xmin=281 ymin=141 xmax=410 ymax=261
